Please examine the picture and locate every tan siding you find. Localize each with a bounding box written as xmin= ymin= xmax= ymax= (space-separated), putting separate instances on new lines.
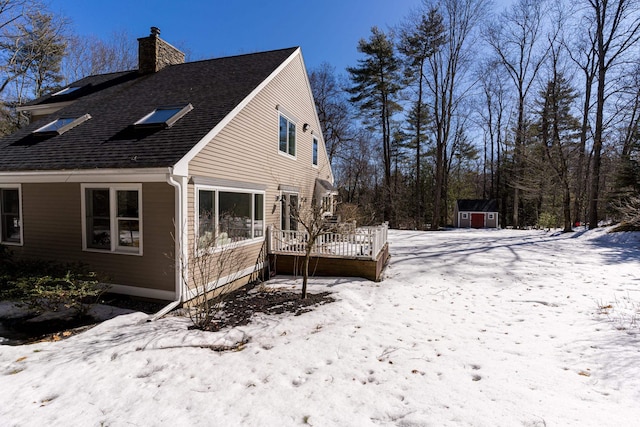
xmin=189 ymin=53 xmax=333 ymax=234
xmin=16 ymin=182 xmax=175 ymax=292
xmin=20 ymin=183 xmax=81 ymax=261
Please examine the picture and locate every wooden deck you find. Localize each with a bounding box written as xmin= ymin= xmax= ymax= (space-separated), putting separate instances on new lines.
xmin=267 ymin=224 xmax=390 ymax=281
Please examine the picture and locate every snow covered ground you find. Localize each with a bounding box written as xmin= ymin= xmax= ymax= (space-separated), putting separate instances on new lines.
xmin=1 ymin=227 xmax=639 ymax=426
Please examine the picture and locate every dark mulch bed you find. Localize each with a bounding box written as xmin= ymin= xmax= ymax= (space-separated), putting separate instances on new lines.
xmin=1 ymin=287 xmax=335 ymax=344
xmin=200 ymin=286 xmax=335 ymax=331
xmin=98 ymin=293 xmax=167 ymax=314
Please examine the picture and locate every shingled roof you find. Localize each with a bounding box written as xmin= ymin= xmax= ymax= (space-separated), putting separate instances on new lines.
xmin=456 ymin=199 xmax=499 ymax=212
xmin=0 ymin=47 xmax=298 ymax=171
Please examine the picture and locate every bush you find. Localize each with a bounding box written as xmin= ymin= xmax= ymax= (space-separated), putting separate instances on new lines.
xmin=538 ymin=212 xmax=558 ymax=230
xmin=0 ymin=249 xmax=107 ymax=317
xmin=16 ymin=271 xmax=106 ymax=317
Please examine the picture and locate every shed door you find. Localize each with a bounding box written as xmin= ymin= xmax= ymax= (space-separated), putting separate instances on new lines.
xmin=471 ymin=213 xmax=485 ymax=228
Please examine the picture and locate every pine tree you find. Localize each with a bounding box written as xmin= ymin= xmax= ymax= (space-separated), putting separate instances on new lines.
xmin=347 ymin=27 xmax=402 ymax=226
xmin=397 ymin=7 xmax=446 ymax=228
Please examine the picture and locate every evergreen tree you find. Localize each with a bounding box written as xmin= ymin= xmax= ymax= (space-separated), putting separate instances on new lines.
xmin=397 ymin=7 xmax=446 ymax=228
xmin=347 ymin=27 xmax=402 ymax=226
xmin=534 ymin=72 xmax=580 ymax=231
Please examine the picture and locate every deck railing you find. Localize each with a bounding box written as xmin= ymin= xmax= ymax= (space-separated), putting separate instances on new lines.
xmin=268 ymin=222 xmax=388 ymax=260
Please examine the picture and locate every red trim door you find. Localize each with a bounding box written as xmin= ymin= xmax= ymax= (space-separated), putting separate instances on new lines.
xmin=471 ymin=213 xmax=484 ymax=228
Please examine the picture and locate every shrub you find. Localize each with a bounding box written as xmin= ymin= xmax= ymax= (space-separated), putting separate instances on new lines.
xmin=15 ymin=271 xmax=107 ymax=317
xmin=538 ymin=212 xmax=558 ymax=230
xmin=0 ymin=252 xmax=107 ymax=317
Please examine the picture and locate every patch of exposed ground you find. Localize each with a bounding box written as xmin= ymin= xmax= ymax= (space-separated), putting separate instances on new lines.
xmin=202 ymin=286 xmax=335 ymax=331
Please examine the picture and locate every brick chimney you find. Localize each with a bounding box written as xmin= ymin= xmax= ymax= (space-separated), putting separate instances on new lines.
xmin=137 ymin=27 xmax=185 ymax=74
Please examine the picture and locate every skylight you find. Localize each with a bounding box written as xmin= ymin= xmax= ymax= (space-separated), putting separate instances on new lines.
xmin=134 ymin=104 xmax=193 ymax=128
xmin=32 ymin=114 xmax=91 ymax=136
xmin=52 ymin=86 xmax=81 ymax=96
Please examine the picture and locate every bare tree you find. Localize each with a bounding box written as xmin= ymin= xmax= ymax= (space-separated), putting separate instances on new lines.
xmin=580 ymin=0 xmax=640 ymax=228
xmin=0 ymin=0 xmax=31 ymax=95
xmin=486 ymin=0 xmax=550 ymax=228
xmin=477 ymin=59 xmax=508 ymax=201
xmin=564 ymin=5 xmax=598 ymax=227
xmin=62 ymin=29 xmax=136 ymax=82
xmin=309 ymin=62 xmax=353 ymax=167
xmin=423 ymin=0 xmax=490 ymax=229
xmin=290 ymin=199 xmax=337 ymax=299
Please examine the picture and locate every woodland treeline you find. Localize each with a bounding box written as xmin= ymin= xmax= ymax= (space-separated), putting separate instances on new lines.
xmin=1 ymin=0 xmax=639 ymax=231
xmin=310 ymin=0 xmax=640 ymax=230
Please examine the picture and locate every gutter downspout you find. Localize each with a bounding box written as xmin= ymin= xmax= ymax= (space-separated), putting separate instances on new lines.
xmin=148 ymin=168 xmax=187 ymax=321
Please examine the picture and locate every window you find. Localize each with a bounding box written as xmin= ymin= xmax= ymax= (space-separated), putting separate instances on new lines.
xmin=461 ymin=212 xmax=468 ymax=219
xmin=280 ymin=192 xmax=298 ymax=231
xmin=488 ymin=213 xmax=495 ymax=220
xmin=83 ymin=185 xmax=142 ymax=255
xmin=279 ymin=114 xmax=296 ymax=157
xmin=197 ymin=187 xmax=264 ymax=248
xmin=135 ymin=104 xmax=193 ymax=128
xmin=52 ymin=86 xmax=81 ymax=96
xmin=312 ymin=137 xmax=318 ymax=166
xmin=33 ymin=114 xmax=91 ymax=136
xmin=1 ymin=187 xmax=21 ymax=245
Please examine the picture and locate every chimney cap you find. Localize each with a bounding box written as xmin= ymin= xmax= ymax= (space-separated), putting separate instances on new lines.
xmin=150 ymin=26 xmax=160 ymax=36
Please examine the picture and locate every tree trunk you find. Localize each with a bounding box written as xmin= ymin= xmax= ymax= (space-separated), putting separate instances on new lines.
xmin=588 ymin=43 xmax=606 ymax=229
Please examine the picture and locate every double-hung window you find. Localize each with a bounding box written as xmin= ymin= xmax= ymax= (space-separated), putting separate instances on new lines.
xmin=278 ymin=113 xmax=296 ymax=157
xmin=197 ymin=187 xmax=264 ymax=249
xmin=83 ymin=184 xmax=142 ymax=255
xmin=1 ymin=186 xmax=22 ymax=245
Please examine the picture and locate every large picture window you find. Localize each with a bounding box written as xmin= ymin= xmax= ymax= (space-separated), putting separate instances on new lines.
xmin=83 ymin=185 xmax=142 ymax=255
xmin=197 ymin=187 xmax=264 ymax=248
xmin=278 ymin=114 xmax=296 ymax=157
xmin=1 ymin=187 xmax=21 ymax=245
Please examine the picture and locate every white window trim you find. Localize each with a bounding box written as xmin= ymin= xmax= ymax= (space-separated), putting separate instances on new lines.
xmin=279 ymin=190 xmax=300 ymax=231
xmin=195 ymin=185 xmax=265 ymax=253
xmin=52 ymin=86 xmax=81 ymax=96
xmin=461 ymin=212 xmax=468 ymax=219
xmin=0 ymin=184 xmax=23 ymax=246
xmin=134 ymin=104 xmax=193 ymax=128
xmin=488 ymin=213 xmax=495 ymax=220
xmin=312 ymin=136 xmax=319 ymax=167
xmin=81 ymin=184 xmax=143 ymax=256
xmin=277 ymin=110 xmax=297 ymax=159
xmin=33 ymin=114 xmax=91 ymax=136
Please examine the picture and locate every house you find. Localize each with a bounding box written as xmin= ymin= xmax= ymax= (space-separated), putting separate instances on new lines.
xmin=453 ymin=199 xmax=499 ymax=228
xmin=0 ymin=28 xmax=336 ymax=305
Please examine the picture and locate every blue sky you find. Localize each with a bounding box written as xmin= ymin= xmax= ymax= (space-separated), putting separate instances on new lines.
xmin=52 ymin=0 xmax=511 ymax=74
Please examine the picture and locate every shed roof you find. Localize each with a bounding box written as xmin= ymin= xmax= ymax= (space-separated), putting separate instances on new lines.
xmin=456 ymin=199 xmax=499 ymax=212
xmin=0 ymin=47 xmax=298 ymax=172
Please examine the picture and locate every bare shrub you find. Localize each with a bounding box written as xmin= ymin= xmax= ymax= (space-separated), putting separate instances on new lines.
xmin=615 ymin=195 xmax=640 ymax=230
xmin=178 ymin=228 xmax=247 ymax=330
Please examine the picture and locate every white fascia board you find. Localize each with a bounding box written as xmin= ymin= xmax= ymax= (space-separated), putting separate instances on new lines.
xmin=297 ymin=50 xmax=335 ymax=185
xmin=16 ymin=101 xmax=75 ymax=114
xmin=0 ymin=167 xmax=170 ymax=184
xmin=172 ymin=48 xmax=302 ymax=177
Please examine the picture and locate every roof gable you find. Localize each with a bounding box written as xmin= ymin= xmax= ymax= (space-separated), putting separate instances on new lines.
xmin=0 ymin=47 xmax=298 ymax=172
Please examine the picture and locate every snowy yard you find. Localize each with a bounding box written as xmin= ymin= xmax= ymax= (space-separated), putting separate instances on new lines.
xmin=1 ymin=227 xmax=640 ymax=426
